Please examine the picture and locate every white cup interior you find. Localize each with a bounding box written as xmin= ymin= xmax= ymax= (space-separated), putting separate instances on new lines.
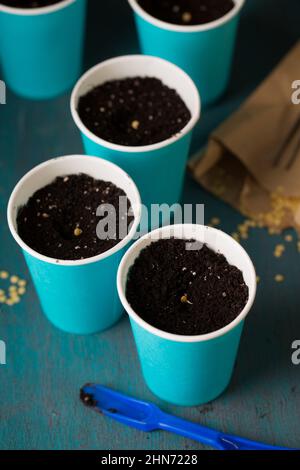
xmin=71 ymin=55 xmax=201 ymax=153
xmin=117 ymin=224 xmax=257 ymax=342
xmin=7 ymin=155 xmax=141 ymax=266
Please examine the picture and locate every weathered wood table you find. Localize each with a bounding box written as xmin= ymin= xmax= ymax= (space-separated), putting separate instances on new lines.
xmin=0 ymin=0 xmax=299 ymax=450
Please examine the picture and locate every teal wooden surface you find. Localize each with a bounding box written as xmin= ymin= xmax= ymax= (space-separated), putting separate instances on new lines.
xmin=1 ymin=0 xmax=300 ymax=450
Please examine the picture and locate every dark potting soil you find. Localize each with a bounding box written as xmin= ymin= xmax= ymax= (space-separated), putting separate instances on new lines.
xmin=17 ymin=173 xmax=134 ymax=261
xmin=126 ymin=238 xmax=249 ymax=335
xmin=1 ymin=0 xmax=63 ymax=7
xmin=78 ymin=77 xmax=191 ymax=147
xmin=138 ymin=0 xmax=235 ymax=26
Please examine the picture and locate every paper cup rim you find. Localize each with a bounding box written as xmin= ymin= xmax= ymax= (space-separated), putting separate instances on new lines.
xmin=0 ymin=0 xmax=76 ymax=15
xmin=117 ymin=224 xmax=257 ymax=343
xmin=7 ymin=155 xmax=142 ymax=267
xmin=128 ymin=0 xmax=245 ymax=33
xmin=70 ymin=55 xmax=201 ymax=154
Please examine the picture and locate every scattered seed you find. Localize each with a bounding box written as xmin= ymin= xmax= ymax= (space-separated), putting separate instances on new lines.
xmin=74 ymin=227 xmax=83 ymax=237
xmin=274 ymin=244 xmax=285 ymax=258
xmin=131 ymin=120 xmax=140 ymax=130
xmin=275 ymin=274 xmax=284 ymax=283
xmin=42 ymin=213 xmax=49 ymax=218
xmin=231 ymin=232 xmax=240 ymax=242
xmin=10 ymin=275 xmax=19 ymax=284
xmin=0 ymin=271 xmax=9 ymax=279
xmin=284 ymin=234 xmax=293 ymax=242
xmin=182 ymin=11 xmax=192 ymax=23
xmin=180 ymin=295 xmax=193 ymax=305
xmin=210 ymin=217 xmax=220 ymax=227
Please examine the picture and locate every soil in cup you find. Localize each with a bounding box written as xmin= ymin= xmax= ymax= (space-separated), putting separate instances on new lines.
xmin=1 ymin=0 xmax=63 ymax=7
xmin=77 ymin=77 xmax=191 ymax=146
xmin=138 ymin=0 xmax=235 ymax=26
xmin=16 ymin=174 xmax=134 ymax=261
xmin=126 ymin=238 xmax=249 ymax=335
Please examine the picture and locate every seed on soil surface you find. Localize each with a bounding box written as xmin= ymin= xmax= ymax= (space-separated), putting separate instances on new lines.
xmin=131 ymin=120 xmax=140 ymax=130
xmin=180 ymin=294 xmax=192 ymax=305
xmin=275 ymin=274 xmax=284 ymax=283
xmin=74 ymin=227 xmax=83 ymax=237
xmin=182 ymin=11 xmax=192 ymax=22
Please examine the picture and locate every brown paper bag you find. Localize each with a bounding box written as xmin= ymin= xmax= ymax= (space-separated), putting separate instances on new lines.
xmin=189 ymin=41 xmax=300 ymax=233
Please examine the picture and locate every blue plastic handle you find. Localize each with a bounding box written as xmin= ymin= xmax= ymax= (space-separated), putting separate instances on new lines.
xmin=156 ymin=412 xmax=291 ymax=450
xmin=81 ymin=384 xmax=295 ymax=451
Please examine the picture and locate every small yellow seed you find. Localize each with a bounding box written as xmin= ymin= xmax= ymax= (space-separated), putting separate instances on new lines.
xmin=9 ymin=285 xmax=17 ymax=292
xmin=284 ymin=234 xmax=293 ymax=242
xmin=74 ymin=227 xmax=83 ymax=237
xmin=182 ymin=11 xmax=192 ymax=23
xmin=180 ymin=295 xmax=193 ymax=305
xmin=275 ymin=274 xmax=284 ymax=283
xmin=0 ymin=271 xmax=9 ymax=279
xmin=18 ymin=287 xmax=26 ymax=295
xmin=18 ymin=279 xmax=27 ymax=287
xmin=10 ymin=276 xmax=19 ymax=284
xmin=210 ymin=217 xmax=220 ymax=226
xmin=6 ymin=299 xmax=14 ymax=306
xmin=131 ymin=120 xmax=140 ymax=130
xmin=0 ymin=289 xmax=4 ymax=296
xmin=0 ymin=296 xmax=6 ymax=303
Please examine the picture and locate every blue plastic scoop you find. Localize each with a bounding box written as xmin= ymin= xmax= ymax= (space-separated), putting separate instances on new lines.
xmin=80 ymin=384 xmax=292 ymax=451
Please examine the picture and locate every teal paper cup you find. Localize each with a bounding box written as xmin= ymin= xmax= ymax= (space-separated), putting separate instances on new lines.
xmin=70 ymin=55 xmax=200 ymax=220
xmin=7 ymin=155 xmax=141 ymax=335
xmin=117 ymin=224 xmax=256 ymax=406
xmin=0 ymin=0 xmax=87 ymax=99
xmin=128 ymin=0 xmax=245 ymax=106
